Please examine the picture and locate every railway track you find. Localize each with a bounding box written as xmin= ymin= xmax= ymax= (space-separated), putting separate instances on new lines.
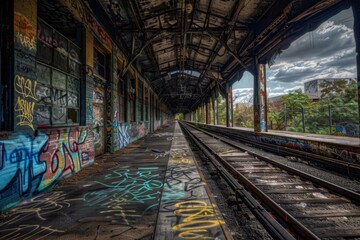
xmin=188 ymin=122 xmax=360 ymax=178
xmin=180 ymin=121 xmax=360 ymax=240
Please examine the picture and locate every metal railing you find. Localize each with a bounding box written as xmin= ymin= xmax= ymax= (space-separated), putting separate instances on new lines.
xmin=269 ymin=104 xmax=359 ymax=137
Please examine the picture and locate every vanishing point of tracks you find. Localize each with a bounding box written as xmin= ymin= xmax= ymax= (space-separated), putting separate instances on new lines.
xmin=180 ymin=122 xmax=360 ymax=240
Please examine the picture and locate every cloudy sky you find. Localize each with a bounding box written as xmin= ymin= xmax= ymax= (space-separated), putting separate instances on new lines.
xmin=232 ymin=8 xmax=356 ymax=103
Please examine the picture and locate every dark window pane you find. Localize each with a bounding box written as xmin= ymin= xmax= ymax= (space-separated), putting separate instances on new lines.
xmin=68 ymin=43 xmax=81 ymax=77
xmin=36 ymin=84 xmax=51 ymax=104
xmin=52 ymin=70 xmax=66 ymax=89
xmin=37 ymin=20 xmax=53 ymax=64
xmin=36 ymin=64 xmax=51 ymax=85
xmin=68 ymin=92 xmax=78 ymax=107
xmin=35 ymin=105 xmax=51 ymax=126
xmin=94 ymin=49 xmax=105 ymax=78
xmin=53 ymin=31 xmax=68 ymax=71
xmin=67 ymin=108 xmax=78 ymax=123
xmin=52 ymin=107 xmax=66 ymax=124
xmin=68 ymin=76 xmax=80 ymax=93
xmin=52 ymin=88 xmax=67 ymax=107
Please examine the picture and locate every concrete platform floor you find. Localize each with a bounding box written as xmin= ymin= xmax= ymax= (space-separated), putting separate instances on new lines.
xmin=0 ymin=121 xmax=231 ymax=240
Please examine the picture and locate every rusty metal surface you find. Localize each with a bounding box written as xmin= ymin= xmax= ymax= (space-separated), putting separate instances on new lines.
xmin=92 ymin=0 xmax=344 ymax=113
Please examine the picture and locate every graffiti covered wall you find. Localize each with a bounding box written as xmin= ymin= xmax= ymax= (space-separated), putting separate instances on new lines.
xmin=0 ymin=126 xmax=94 ymax=212
xmin=116 ymin=122 xmax=149 ymax=150
xmin=14 ymin=0 xmax=38 ymax=135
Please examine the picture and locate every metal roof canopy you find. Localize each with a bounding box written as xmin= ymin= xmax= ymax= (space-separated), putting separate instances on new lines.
xmin=89 ymin=0 xmax=350 ymax=113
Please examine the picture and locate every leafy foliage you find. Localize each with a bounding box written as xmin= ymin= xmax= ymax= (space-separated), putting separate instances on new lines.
xmin=268 ymin=79 xmax=359 ymax=136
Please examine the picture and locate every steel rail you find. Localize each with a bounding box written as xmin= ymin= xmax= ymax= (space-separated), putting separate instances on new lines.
xmin=180 ymin=122 xmax=320 ymax=240
xmin=186 ymin=122 xmax=360 ymax=204
xmin=192 ymin=122 xmax=360 ymax=178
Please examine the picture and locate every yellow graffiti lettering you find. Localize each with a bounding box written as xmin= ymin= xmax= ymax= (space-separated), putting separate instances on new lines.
xmin=14 ymin=96 xmax=35 ymax=130
xmin=172 ymin=200 xmax=225 ymax=239
xmin=179 ymin=230 xmax=213 ymax=239
xmin=16 ymin=32 xmax=36 ymax=50
xmin=15 ymin=75 xmax=37 ymax=100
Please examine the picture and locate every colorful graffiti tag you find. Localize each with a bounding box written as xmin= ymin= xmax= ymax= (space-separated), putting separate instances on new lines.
xmin=83 ymin=166 xmax=163 ymax=224
xmin=172 ymin=200 xmax=225 ymax=239
xmin=14 ymin=9 xmax=38 ymax=134
xmin=117 ymin=122 xmax=149 ymax=150
xmin=14 ymin=75 xmax=38 ymax=131
xmin=39 ymin=127 xmax=93 ymax=190
xmin=0 ymin=126 xmax=94 ymax=212
xmin=14 ymin=12 xmax=36 ymax=52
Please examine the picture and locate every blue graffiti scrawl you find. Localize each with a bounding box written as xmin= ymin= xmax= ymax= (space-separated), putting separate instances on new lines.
xmin=0 ymin=132 xmax=48 ymax=210
xmin=118 ymin=124 xmax=131 ymax=149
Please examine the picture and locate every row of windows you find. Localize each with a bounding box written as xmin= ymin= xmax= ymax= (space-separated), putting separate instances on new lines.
xmin=1 ymin=17 xmax=161 ymax=130
xmin=118 ymin=77 xmax=154 ymax=123
xmin=36 ymin=19 xmax=81 ymax=127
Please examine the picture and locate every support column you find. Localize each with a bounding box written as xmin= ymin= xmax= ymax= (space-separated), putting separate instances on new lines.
xmin=205 ymin=101 xmax=209 ymax=124
xmin=351 ymin=0 xmax=360 ymax=128
xmin=253 ymin=57 xmax=268 ymax=132
xmin=226 ymin=82 xmax=233 ymax=127
xmin=201 ymin=104 xmax=205 ymax=123
xmin=212 ymin=91 xmax=218 ymax=125
xmin=195 ymin=108 xmax=198 ymax=122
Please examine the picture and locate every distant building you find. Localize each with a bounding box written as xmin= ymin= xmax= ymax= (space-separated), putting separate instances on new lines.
xmin=304 ymin=78 xmax=356 ymax=100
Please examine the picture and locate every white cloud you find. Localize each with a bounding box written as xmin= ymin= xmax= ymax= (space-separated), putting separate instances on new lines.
xmin=284 ymin=85 xmax=304 ymax=92
xmin=267 ymin=9 xmax=356 ymax=84
xmin=233 ymin=9 xmax=356 ymax=104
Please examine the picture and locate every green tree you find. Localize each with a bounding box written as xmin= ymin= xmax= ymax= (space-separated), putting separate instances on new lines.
xmin=280 ymin=89 xmax=314 ymax=132
xmin=233 ymin=98 xmax=254 ymax=128
xmin=318 ymin=79 xmax=358 ymax=134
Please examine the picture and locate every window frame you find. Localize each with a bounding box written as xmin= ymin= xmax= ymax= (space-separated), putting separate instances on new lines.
xmin=35 ymin=18 xmax=81 ymax=128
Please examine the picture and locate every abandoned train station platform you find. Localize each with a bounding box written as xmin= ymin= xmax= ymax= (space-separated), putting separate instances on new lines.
xmin=0 ymin=121 xmax=232 ymax=240
xmin=1 ymin=0 xmax=360 ymax=239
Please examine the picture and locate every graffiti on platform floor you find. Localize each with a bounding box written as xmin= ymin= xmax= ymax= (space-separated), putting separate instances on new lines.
xmin=161 ymin=148 xmax=203 ymax=212
xmin=172 ymin=200 xmax=225 ymax=239
xmin=0 ymin=191 xmax=80 ymax=239
xmin=0 ymin=191 xmax=81 ymax=226
xmin=0 ymin=224 xmax=64 ymax=240
xmin=161 ymin=165 xmax=203 ymax=212
xmin=153 ymin=151 xmax=170 ymax=161
xmin=84 ymin=167 xmax=163 ymax=224
xmin=0 ymin=126 xmax=94 ymax=211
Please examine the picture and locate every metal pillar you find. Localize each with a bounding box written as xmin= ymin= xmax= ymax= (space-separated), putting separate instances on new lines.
xmin=212 ymin=91 xmax=218 ymax=125
xmin=202 ymin=104 xmax=206 ymax=123
xmin=205 ymin=101 xmax=209 ymax=124
xmin=226 ymin=82 xmax=233 ymax=127
xmin=253 ymin=57 xmax=268 ymax=132
xmin=352 ymin=0 xmax=360 ymax=129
